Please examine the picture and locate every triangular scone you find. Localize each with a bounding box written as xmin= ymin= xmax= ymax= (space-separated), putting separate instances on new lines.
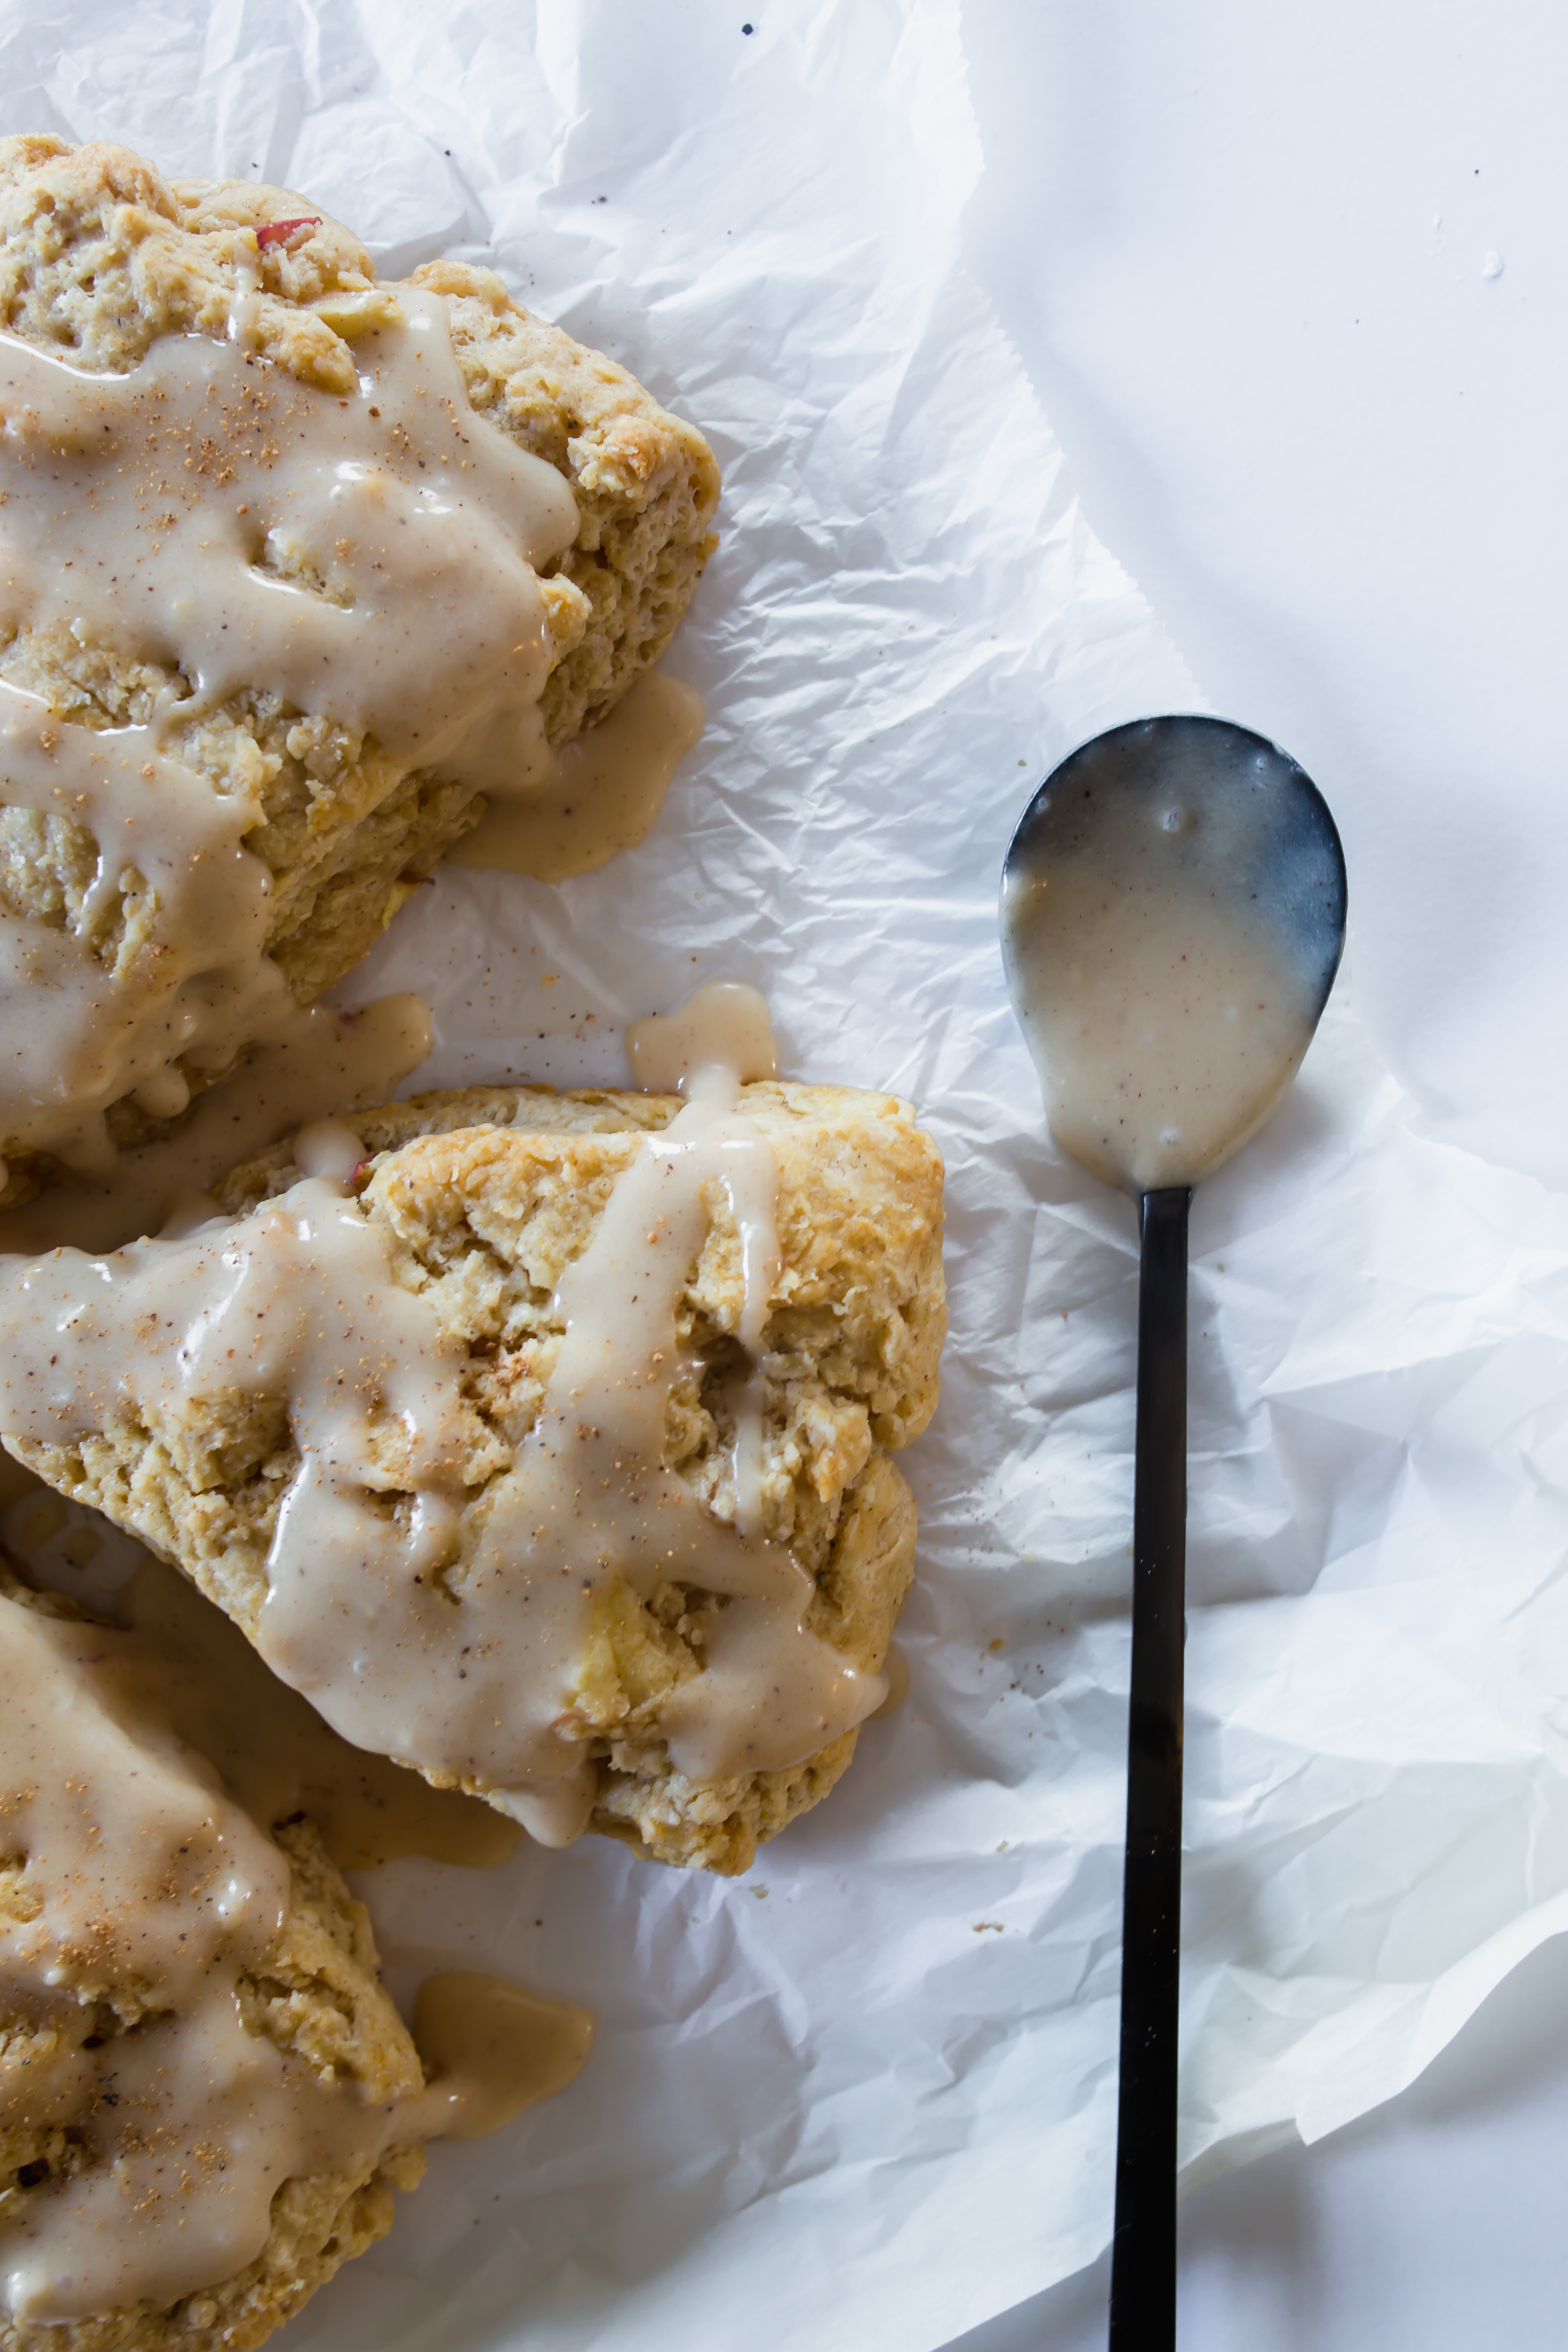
xmin=0 ymin=1082 xmax=944 ymax=1874
xmin=0 ymin=136 xmax=719 ymax=1203
xmin=0 ymin=1567 xmax=429 ymax=2352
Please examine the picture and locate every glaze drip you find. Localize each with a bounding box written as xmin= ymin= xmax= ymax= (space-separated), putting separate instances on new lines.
xmin=0 ymin=986 xmax=885 ymax=1844
xmin=0 ymin=285 xmax=576 ymax=1172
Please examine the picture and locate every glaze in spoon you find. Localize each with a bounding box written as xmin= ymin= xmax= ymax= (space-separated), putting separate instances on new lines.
xmin=999 ymin=715 xmax=1346 ymax=2351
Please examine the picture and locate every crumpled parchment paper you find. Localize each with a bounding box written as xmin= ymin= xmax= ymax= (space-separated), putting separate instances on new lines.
xmin=9 ymin=5 xmax=1568 ymax=2349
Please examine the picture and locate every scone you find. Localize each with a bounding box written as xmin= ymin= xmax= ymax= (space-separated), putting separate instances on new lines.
xmin=0 ymin=134 xmax=720 ymax=1203
xmin=0 ymin=1041 xmax=945 ymax=1874
xmin=0 ymin=1569 xmax=429 ymax=2352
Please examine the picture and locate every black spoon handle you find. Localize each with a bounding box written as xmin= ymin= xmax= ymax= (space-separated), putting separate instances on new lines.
xmin=1108 ymin=1184 xmax=1191 ymax=2352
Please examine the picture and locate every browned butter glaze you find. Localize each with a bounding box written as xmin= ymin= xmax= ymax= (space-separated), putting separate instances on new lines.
xmin=1001 ymin=729 xmax=1341 ymax=1193
xmin=452 ymin=667 xmax=704 ymax=881
xmin=412 ymin=1973 xmax=594 ymax=2141
xmin=0 ymin=992 xmax=432 ymax=1256
xmin=113 ymin=1553 xmax=521 ymax=1872
xmin=0 ymin=985 xmax=886 ymax=1846
xmin=0 ymin=283 xmax=575 ymax=1185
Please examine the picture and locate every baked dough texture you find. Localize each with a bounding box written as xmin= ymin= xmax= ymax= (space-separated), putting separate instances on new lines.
xmin=0 ymin=1572 xmax=427 ymax=2352
xmin=6 ymin=1082 xmax=945 ymax=1874
xmin=0 ymin=134 xmax=719 ymax=1199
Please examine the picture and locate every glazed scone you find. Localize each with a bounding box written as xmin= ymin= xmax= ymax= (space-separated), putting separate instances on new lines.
xmin=0 ymin=1069 xmax=945 ymax=1874
xmin=0 ymin=1570 xmax=429 ymax=2352
xmin=0 ymin=135 xmax=720 ymax=1201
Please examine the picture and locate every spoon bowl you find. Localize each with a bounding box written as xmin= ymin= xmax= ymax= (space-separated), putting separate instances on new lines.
xmin=998 ymin=715 xmax=1346 ymax=2352
xmin=1001 ymin=714 xmax=1346 ymax=1194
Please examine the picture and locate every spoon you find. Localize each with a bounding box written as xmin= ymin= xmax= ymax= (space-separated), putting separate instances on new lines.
xmin=998 ymin=714 xmax=1347 ymax=2351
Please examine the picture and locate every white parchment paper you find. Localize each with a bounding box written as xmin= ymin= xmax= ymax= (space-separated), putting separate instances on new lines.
xmin=9 ymin=4 xmax=1568 ymax=2347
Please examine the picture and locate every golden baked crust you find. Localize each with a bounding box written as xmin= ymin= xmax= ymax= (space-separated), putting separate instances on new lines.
xmin=412 ymin=260 xmax=720 ymax=742
xmin=0 ymin=1572 xmax=426 ymax=2352
xmin=7 ymin=1082 xmax=944 ymax=1874
xmin=0 ymin=135 xmax=719 ymax=1197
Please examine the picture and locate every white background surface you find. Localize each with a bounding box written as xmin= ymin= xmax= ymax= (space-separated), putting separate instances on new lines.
xmin=949 ymin=2 xmax=1568 ymax=2344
